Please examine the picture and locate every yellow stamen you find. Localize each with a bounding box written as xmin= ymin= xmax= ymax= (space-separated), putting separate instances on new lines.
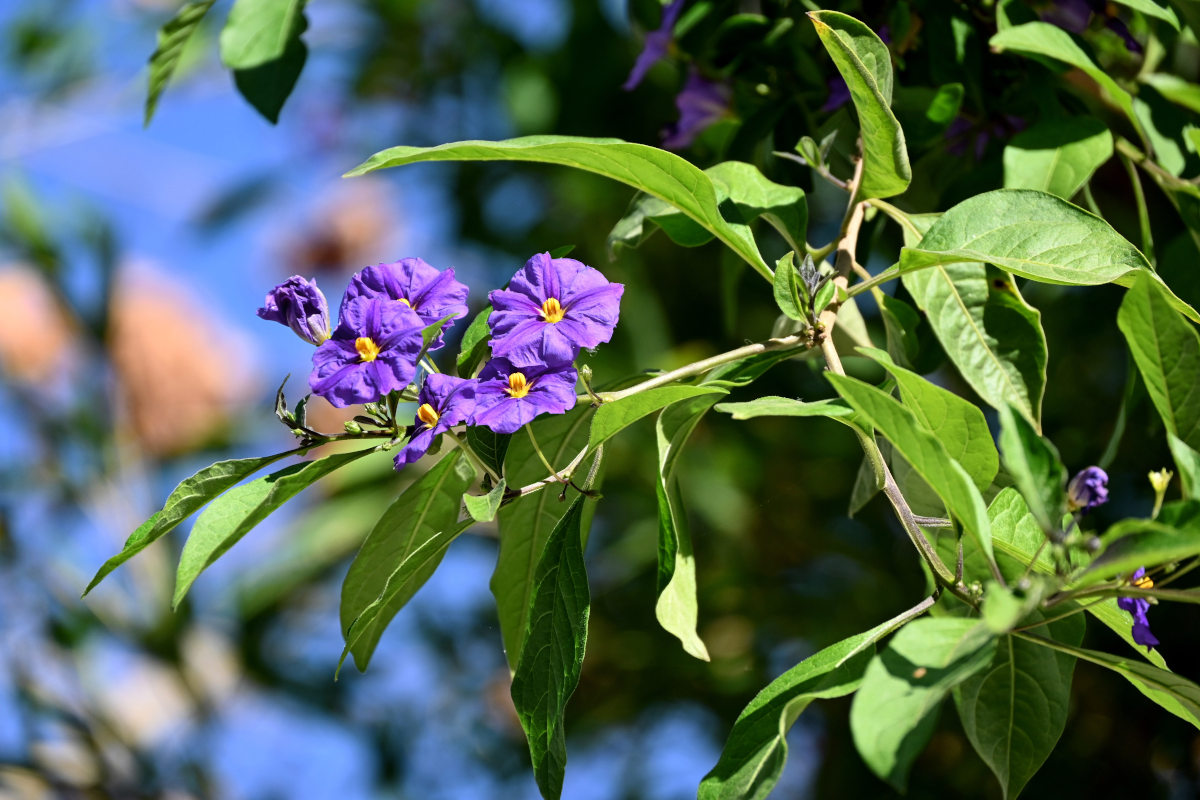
xmin=541 ymin=297 xmax=565 ymax=323
xmin=399 ymin=297 xmax=411 ymax=307
xmin=506 ymin=372 xmax=531 ymax=398
xmin=355 ymin=336 xmax=381 ymax=362
xmin=417 ymin=403 xmax=440 ymax=426
xmin=1133 ymin=573 xmax=1155 ymax=590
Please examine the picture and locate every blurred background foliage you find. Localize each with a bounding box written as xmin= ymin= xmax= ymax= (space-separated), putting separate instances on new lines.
xmin=3 ymin=0 xmax=1200 ymax=797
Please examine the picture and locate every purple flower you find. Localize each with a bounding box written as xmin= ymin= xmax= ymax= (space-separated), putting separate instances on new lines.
xmin=1067 ymin=466 xmax=1109 ymax=513
xmin=1117 ymin=568 xmax=1159 ymax=650
xmin=471 ymin=357 xmax=578 ymax=434
xmin=1044 ymin=0 xmax=1142 ymax=54
xmin=821 ymin=76 xmax=851 ymax=112
xmin=257 ymin=276 xmax=331 ymax=345
xmin=309 ymin=296 xmax=425 ymax=407
xmin=343 ymin=258 xmax=469 ymax=350
xmin=662 ymin=72 xmax=732 ymax=150
xmin=394 ymin=374 xmax=477 ymax=469
xmin=488 ymin=253 xmax=624 ymax=368
xmin=623 ymin=0 xmax=685 ymax=91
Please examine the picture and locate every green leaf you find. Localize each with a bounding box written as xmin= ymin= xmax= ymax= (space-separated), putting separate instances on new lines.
xmin=1111 ymin=0 xmax=1178 ymax=30
xmin=654 ymin=395 xmax=720 ymax=661
xmin=456 ymin=305 xmax=493 ymax=377
xmin=85 ymin=448 xmax=304 ymax=595
xmin=850 ymin=618 xmax=997 ymax=790
xmin=893 ymin=83 xmax=964 ymax=146
xmin=510 ymin=496 xmax=590 ymax=800
xmin=772 ymin=251 xmax=806 ymax=322
xmin=700 ymin=602 xmax=932 ymax=800
xmin=879 ymin=293 xmax=929 ymax=372
xmin=339 ymin=451 xmax=475 ymax=671
xmin=955 ymin=612 xmax=1084 ymax=799
xmin=989 ymin=23 xmax=1145 ymax=142
xmin=974 ymin=489 xmax=1169 ymax=668
xmin=901 ymin=190 xmax=1154 ymax=288
xmin=1003 ymin=117 xmax=1114 ymax=200
xmin=859 ymin=346 xmax=999 ymax=491
xmin=346 ymin=136 xmax=773 ymax=280
xmin=231 ymin=30 xmax=306 ymax=124
xmin=465 ymin=479 xmax=507 ymax=523
xmin=1019 ymin=633 xmax=1200 ymax=729
xmin=828 ymin=374 xmax=993 ymax=560
xmin=808 ymin=11 xmax=910 ymax=199
xmin=1141 ymin=74 xmax=1200 ymax=115
xmin=219 ymin=0 xmax=305 ymax=69
xmin=1169 ymin=433 xmax=1200 ymax=500
xmin=996 ymin=404 xmax=1067 ymax=536
xmin=493 ymin=408 xmax=594 ymax=665
xmin=714 ymin=396 xmax=858 ymax=424
xmin=145 ymin=0 xmax=215 ymax=126
xmin=174 ymin=447 xmax=374 ymax=607
xmin=902 ymin=260 xmax=1047 ymax=426
xmin=1076 ymin=502 xmax=1200 ymax=587
xmin=590 ymin=385 xmax=728 ymax=448
xmin=467 ymin=425 xmax=511 ymax=479
xmin=706 ymin=161 xmax=807 ymax=252
xmin=1117 ymin=275 xmax=1200 ymax=450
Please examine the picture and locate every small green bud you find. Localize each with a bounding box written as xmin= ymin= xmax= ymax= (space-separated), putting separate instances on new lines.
xmin=344 ymin=420 xmax=363 ymax=434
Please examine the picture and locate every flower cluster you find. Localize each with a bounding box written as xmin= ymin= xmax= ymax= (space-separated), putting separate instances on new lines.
xmin=258 ymin=252 xmax=623 ymax=469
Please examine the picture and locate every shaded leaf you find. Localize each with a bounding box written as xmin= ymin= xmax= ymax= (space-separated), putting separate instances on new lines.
xmin=456 ymin=305 xmax=493 ymax=377
xmin=467 ymin=425 xmax=511 ymax=479
xmin=1003 ymin=117 xmax=1113 ymax=200
xmin=232 ymin=30 xmax=307 ymax=124
xmin=1168 ymin=433 xmax=1200 ymax=499
xmin=339 ymin=451 xmax=476 ymax=671
xmin=145 ymin=0 xmax=215 ymax=126
xmin=510 ymin=496 xmax=590 ymax=800
xmin=465 ymin=478 xmax=507 ymax=523
xmin=996 ymin=403 xmax=1067 ymax=535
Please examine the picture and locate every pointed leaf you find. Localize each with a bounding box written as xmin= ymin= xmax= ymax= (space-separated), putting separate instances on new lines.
xmin=714 ymin=396 xmax=858 ymax=424
xmin=996 ymin=403 xmax=1067 ymax=535
xmin=219 ymin=0 xmax=305 ymax=69
xmin=955 ymin=612 xmax=1084 ymax=799
xmin=84 ymin=448 xmax=305 ymax=594
xmin=850 ymin=618 xmax=997 ymax=790
xmin=456 ymin=305 xmax=492 ymax=377
xmin=346 ymin=137 xmax=773 ymax=279
xmin=493 ymin=408 xmax=594 ymax=665
xmin=231 ymin=31 xmax=306 ymax=124
xmin=700 ymin=600 xmax=933 ymax=800
xmin=809 ymin=11 xmax=911 ymax=199
xmin=145 ymin=0 xmax=216 ymax=126
xmin=510 ymin=496 xmax=590 ymax=800
xmin=1118 ymin=275 xmax=1200 ymax=450
xmin=467 ymin=425 xmax=511 ymax=479
xmin=654 ymin=395 xmax=721 ymax=661
xmin=339 ymin=451 xmax=476 ymax=671
xmin=1169 ymin=433 xmax=1200 ymax=500
xmin=174 ymin=447 xmax=374 ymax=607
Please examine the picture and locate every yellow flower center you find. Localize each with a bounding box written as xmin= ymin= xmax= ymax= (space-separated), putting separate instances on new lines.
xmin=506 ymin=372 xmax=531 ymax=398
xmin=417 ymin=403 xmax=440 ymax=426
xmin=399 ymin=297 xmax=411 ymax=307
xmin=355 ymin=336 xmax=381 ymax=362
xmin=1133 ymin=573 xmax=1155 ymax=590
xmin=541 ymin=297 xmax=565 ymax=323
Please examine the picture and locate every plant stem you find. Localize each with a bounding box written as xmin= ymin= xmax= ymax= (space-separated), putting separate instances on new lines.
xmin=598 ymin=334 xmax=809 ymax=404
xmin=526 ymin=426 xmax=565 ymax=482
xmin=1121 ymin=151 xmax=1155 ymax=265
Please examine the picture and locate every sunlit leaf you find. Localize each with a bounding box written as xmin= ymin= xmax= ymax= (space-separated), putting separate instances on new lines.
xmin=145 ymin=0 xmax=215 ymax=126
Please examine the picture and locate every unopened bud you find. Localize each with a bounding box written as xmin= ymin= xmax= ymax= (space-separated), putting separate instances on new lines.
xmin=344 ymin=420 xmax=363 ymax=434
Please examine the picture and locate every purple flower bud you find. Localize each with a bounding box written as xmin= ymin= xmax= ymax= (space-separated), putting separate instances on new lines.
xmin=488 ymin=253 xmax=624 ymax=368
xmin=257 ymin=276 xmax=331 ymax=345
xmin=308 ymin=296 xmax=425 ymax=408
xmin=394 ymin=374 xmax=477 ymax=469
xmin=623 ymin=0 xmax=685 ymax=91
xmin=1117 ymin=567 xmax=1159 ymax=651
xmin=471 ymin=357 xmax=577 ymax=434
xmin=1067 ymin=466 xmax=1109 ymax=513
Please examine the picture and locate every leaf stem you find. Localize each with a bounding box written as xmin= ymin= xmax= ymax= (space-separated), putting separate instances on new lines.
xmin=1121 ymin=151 xmax=1155 ymax=265
xmin=526 ymin=426 xmax=566 ymax=482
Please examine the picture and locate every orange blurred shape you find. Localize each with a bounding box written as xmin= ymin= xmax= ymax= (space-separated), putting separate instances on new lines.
xmin=108 ymin=264 xmax=260 ymax=457
xmin=282 ymin=179 xmax=402 ymax=277
xmin=0 ymin=264 xmax=79 ymax=386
